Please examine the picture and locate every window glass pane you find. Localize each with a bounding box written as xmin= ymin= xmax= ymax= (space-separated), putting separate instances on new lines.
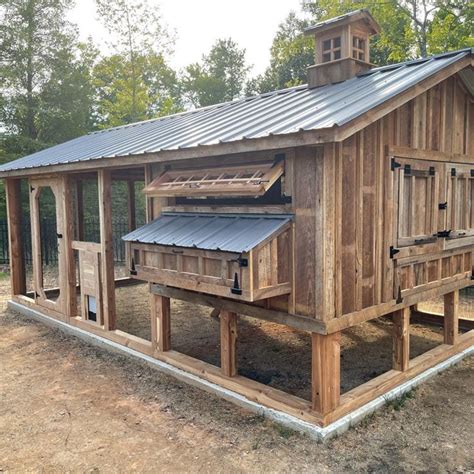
xmin=323 ymin=39 xmax=331 ymax=51
xmin=323 ymin=52 xmax=331 ymax=62
xmin=353 ymin=36 xmax=358 ymax=47
xmin=352 ymin=50 xmax=358 ymax=58
xmin=359 ymin=52 xmax=365 ymax=61
xmin=333 ymin=36 xmax=341 ymax=48
xmin=334 ymin=50 xmax=341 ymax=60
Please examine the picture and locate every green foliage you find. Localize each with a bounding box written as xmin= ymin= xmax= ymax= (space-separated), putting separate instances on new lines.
xmin=247 ymin=12 xmax=314 ymax=94
xmin=183 ymin=39 xmax=250 ymax=107
xmin=94 ymin=0 xmax=181 ymax=127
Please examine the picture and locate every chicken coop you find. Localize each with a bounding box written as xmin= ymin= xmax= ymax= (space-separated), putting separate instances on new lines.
xmin=1 ymin=10 xmax=472 ymax=430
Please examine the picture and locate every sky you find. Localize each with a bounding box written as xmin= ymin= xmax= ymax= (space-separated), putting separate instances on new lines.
xmin=70 ymin=0 xmax=304 ymax=77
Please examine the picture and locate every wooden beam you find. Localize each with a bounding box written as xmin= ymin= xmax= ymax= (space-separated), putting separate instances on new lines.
xmin=127 ymin=180 xmax=136 ymax=231
xmin=150 ymin=293 xmax=171 ymax=353
xmin=443 ymin=290 xmax=459 ymax=345
xmin=61 ymin=176 xmax=77 ymax=318
xmin=220 ymin=311 xmax=238 ymax=377
xmin=98 ymin=170 xmax=116 ymax=330
xmin=392 ymin=307 xmax=410 ymax=371
xmin=312 ymin=332 xmax=341 ymax=415
xmin=150 ymin=284 xmax=328 ymax=334
xmin=5 ymin=179 xmax=26 ymax=296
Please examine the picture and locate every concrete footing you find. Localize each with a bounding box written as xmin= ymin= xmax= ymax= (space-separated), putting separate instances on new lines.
xmin=7 ymin=300 xmax=473 ymax=441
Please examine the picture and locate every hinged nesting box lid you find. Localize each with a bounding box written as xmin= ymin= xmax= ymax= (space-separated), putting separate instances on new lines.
xmin=122 ymin=212 xmax=292 ymax=253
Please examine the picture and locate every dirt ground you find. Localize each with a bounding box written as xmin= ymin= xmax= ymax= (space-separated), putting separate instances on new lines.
xmin=0 ymin=274 xmax=473 ymax=472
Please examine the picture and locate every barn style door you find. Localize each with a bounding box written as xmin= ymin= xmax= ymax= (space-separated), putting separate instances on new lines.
xmin=392 ymin=158 xmax=445 ymax=257
xmin=445 ymin=164 xmax=474 ymax=247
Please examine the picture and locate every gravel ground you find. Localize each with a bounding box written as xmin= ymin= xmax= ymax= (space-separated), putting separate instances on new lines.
xmin=0 ymin=272 xmax=473 ymax=472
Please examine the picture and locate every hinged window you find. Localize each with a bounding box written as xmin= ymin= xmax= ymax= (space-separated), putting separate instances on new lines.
xmin=144 ymin=161 xmax=284 ymax=198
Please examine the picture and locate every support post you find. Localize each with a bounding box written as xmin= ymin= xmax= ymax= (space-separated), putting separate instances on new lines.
xmin=75 ymin=179 xmax=84 ymax=241
xmin=443 ymin=290 xmax=459 ymax=345
xmin=5 ymin=179 xmax=26 ymax=296
xmin=150 ymin=293 xmax=171 ymax=353
xmin=98 ymin=170 xmax=116 ymax=330
xmin=61 ymin=176 xmax=77 ymax=318
xmin=220 ymin=311 xmax=238 ymax=377
xmin=127 ymin=180 xmax=136 ymax=232
xmin=392 ymin=307 xmax=410 ymax=371
xmin=312 ymin=332 xmax=340 ymax=414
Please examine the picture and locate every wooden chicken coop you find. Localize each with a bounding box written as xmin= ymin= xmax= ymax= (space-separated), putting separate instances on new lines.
xmin=1 ymin=10 xmax=472 ymax=430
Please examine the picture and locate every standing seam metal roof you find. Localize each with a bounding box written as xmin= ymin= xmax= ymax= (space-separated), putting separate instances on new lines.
xmin=121 ymin=213 xmax=292 ymax=253
xmin=0 ymin=48 xmax=471 ymax=173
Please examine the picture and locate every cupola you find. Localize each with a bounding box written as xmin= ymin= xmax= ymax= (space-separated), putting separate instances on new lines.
xmin=304 ymin=9 xmax=381 ymax=88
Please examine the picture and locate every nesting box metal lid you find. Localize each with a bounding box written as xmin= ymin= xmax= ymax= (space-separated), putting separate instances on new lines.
xmin=122 ymin=212 xmax=292 ymax=253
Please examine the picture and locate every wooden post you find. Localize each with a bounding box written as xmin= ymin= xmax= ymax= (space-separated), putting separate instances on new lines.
xmin=98 ymin=170 xmax=116 ymax=330
xmin=311 ymin=332 xmax=340 ymax=414
xmin=220 ymin=311 xmax=238 ymax=377
xmin=75 ymin=179 xmax=84 ymax=241
xmin=61 ymin=176 xmax=77 ymax=319
xmin=127 ymin=180 xmax=136 ymax=231
xmin=443 ymin=290 xmax=459 ymax=345
xmin=392 ymin=307 xmax=410 ymax=371
xmin=5 ymin=179 xmax=26 ymax=296
xmin=150 ymin=293 xmax=171 ymax=353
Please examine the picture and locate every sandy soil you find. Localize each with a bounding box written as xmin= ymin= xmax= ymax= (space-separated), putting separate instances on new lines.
xmin=0 ymin=274 xmax=473 ymax=472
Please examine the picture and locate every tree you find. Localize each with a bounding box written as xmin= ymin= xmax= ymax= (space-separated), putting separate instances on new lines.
xmin=183 ymin=38 xmax=250 ymax=108
xmin=246 ymin=12 xmax=314 ymax=94
xmin=0 ymin=0 xmax=90 ymax=141
xmin=94 ymin=0 xmax=180 ymax=126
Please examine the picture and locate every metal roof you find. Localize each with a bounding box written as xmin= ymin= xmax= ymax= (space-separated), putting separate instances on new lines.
xmin=0 ymin=48 xmax=471 ymax=174
xmin=122 ymin=212 xmax=292 ymax=253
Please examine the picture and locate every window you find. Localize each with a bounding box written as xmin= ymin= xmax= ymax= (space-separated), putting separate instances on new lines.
xmin=352 ymin=36 xmax=366 ymax=61
xmin=321 ymin=36 xmax=341 ymax=62
xmin=144 ymin=161 xmax=284 ymax=198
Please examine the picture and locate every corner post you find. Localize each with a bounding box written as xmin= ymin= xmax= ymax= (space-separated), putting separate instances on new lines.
xmin=98 ymin=169 xmax=116 ymax=330
xmin=5 ymin=178 xmax=26 ymax=296
xmin=150 ymin=293 xmax=171 ymax=353
xmin=392 ymin=307 xmax=410 ymax=371
xmin=312 ymin=331 xmax=341 ymax=415
xmin=220 ymin=310 xmax=238 ymax=377
xmin=443 ymin=290 xmax=459 ymax=345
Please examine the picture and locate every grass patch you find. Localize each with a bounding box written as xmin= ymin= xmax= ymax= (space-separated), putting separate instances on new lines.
xmin=0 ymin=272 xmax=9 ymax=281
xmin=275 ymin=424 xmax=296 ymax=439
xmin=386 ymin=388 xmax=417 ymax=411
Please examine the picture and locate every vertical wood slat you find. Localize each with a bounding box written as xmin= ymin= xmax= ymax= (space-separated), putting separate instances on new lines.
xmin=98 ymin=170 xmax=116 ymax=330
xmin=443 ymin=290 xmax=459 ymax=345
xmin=220 ymin=310 xmax=238 ymax=377
xmin=150 ymin=293 xmax=171 ymax=353
xmin=312 ymin=332 xmax=341 ymax=415
xmin=5 ymin=179 xmax=26 ymax=296
xmin=61 ymin=175 xmax=77 ymax=318
xmin=392 ymin=307 xmax=410 ymax=371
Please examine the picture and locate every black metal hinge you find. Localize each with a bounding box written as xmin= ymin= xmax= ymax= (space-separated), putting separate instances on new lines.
xmin=237 ymin=257 xmax=248 ymax=268
xmin=438 ymin=202 xmax=448 ymax=210
xmin=471 ymin=169 xmax=474 ymax=177
xmin=390 ymin=246 xmax=400 ymax=259
xmin=230 ymin=272 xmax=242 ymax=295
xmin=429 ymin=166 xmax=435 ymax=176
xmin=56 ymin=233 xmax=63 ymax=239
xmin=130 ymin=258 xmax=137 ymax=276
xmin=404 ymin=164 xmax=411 ymax=175
xmin=391 ymin=158 xmax=401 ymax=171
xmin=30 ymin=186 xmax=35 ymax=193
xmin=437 ymin=230 xmax=451 ymax=238
xmin=451 ymin=168 xmax=456 ymax=177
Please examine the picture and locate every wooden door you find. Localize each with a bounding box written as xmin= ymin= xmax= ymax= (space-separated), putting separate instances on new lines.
xmin=29 ymin=177 xmax=67 ymax=315
xmin=393 ymin=158 xmax=445 ymax=258
xmin=445 ymin=163 xmax=474 ymax=248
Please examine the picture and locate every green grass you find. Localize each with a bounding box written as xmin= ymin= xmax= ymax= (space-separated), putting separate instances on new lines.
xmin=275 ymin=424 xmax=296 ymax=439
xmin=385 ymin=388 xmax=417 ymax=411
xmin=0 ymin=272 xmax=9 ymax=281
